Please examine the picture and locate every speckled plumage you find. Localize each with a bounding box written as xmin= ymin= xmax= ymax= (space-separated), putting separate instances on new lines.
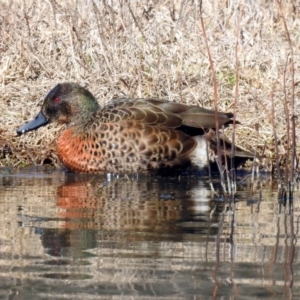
xmin=17 ymin=83 xmax=253 ymax=174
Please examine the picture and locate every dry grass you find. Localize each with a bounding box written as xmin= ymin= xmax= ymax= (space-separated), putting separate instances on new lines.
xmin=1 ymin=0 xmax=300 ymax=173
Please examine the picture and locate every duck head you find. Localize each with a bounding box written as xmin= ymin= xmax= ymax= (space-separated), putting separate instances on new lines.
xmin=17 ymin=83 xmax=100 ymax=135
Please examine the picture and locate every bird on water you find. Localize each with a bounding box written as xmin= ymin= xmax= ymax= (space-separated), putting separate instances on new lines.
xmin=17 ymin=83 xmax=254 ymax=174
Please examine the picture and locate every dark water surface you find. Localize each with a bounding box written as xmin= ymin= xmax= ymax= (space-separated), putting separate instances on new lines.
xmin=0 ymin=167 xmax=299 ymax=299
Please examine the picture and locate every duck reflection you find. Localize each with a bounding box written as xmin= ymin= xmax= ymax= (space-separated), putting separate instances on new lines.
xmin=56 ymin=175 xmax=213 ymax=232
xmin=37 ymin=175 xmax=223 ymax=255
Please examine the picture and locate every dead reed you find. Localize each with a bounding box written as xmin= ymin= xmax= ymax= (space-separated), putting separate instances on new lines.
xmin=1 ymin=0 xmax=299 ymax=177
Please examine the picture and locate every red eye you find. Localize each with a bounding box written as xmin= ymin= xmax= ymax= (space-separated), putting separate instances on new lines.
xmin=53 ymin=97 xmax=61 ymax=103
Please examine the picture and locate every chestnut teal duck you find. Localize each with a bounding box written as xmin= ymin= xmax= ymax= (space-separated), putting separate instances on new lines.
xmin=17 ymin=83 xmax=253 ymax=174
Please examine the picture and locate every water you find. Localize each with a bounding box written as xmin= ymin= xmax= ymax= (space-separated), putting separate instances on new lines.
xmin=0 ymin=167 xmax=299 ymax=299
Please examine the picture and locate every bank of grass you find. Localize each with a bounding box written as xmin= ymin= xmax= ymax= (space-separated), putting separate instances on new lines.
xmin=1 ymin=0 xmax=299 ymax=174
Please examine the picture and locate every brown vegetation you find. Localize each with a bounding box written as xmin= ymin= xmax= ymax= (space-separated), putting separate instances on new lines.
xmin=1 ymin=0 xmax=299 ymax=174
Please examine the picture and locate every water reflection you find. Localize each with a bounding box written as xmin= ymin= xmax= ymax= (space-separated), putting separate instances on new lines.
xmin=57 ymin=175 xmax=220 ymax=234
xmin=0 ymin=168 xmax=299 ymax=299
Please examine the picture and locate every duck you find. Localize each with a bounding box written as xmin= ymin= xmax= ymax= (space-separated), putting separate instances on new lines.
xmin=17 ymin=83 xmax=254 ymax=174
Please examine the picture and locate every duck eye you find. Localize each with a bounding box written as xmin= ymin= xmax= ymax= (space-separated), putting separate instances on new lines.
xmin=53 ymin=97 xmax=61 ymax=103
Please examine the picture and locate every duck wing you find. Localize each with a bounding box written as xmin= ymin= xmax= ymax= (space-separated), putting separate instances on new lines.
xmin=147 ymin=99 xmax=236 ymax=128
xmin=99 ymin=98 xmax=236 ymax=129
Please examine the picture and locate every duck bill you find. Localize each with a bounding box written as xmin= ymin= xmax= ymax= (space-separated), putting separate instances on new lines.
xmin=17 ymin=111 xmax=50 ymax=135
